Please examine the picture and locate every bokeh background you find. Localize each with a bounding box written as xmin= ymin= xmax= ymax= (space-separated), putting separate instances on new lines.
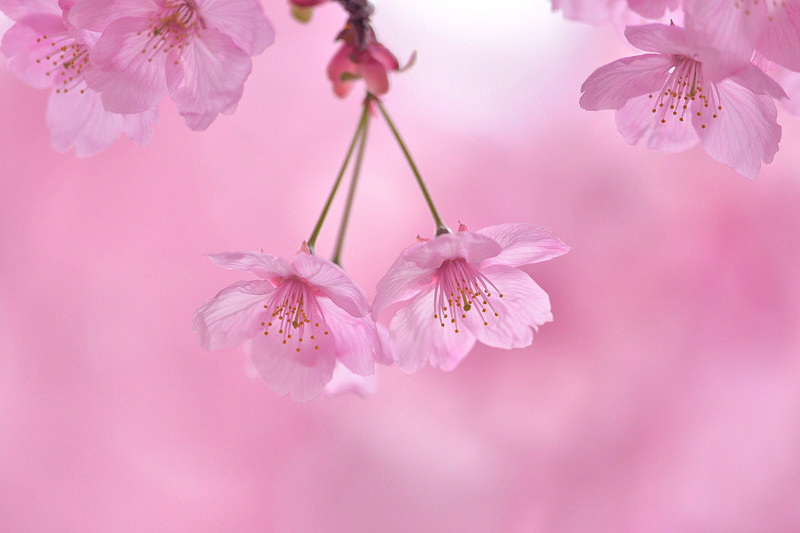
xmin=2 ymin=1 xmax=800 ymax=531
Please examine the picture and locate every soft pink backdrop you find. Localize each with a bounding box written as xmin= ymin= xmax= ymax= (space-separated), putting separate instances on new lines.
xmin=1 ymin=1 xmax=799 ymax=531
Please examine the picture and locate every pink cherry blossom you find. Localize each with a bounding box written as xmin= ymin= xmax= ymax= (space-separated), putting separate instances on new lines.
xmin=327 ymin=25 xmax=400 ymax=98
xmin=0 ymin=0 xmax=157 ymax=155
xmin=580 ymin=23 xmax=786 ymax=179
xmin=67 ymin=0 xmax=274 ymax=130
xmin=193 ymin=247 xmax=382 ymax=402
xmin=684 ymin=0 xmax=800 ymax=72
xmin=372 ymin=223 xmax=569 ymax=373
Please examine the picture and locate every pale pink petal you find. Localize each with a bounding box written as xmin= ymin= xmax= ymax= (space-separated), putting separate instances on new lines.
xmin=551 ymin=0 xmax=618 ymax=25
xmin=195 ymin=0 xmax=274 ymax=55
xmin=580 ymin=54 xmax=674 ymax=110
xmin=693 ymin=79 xmax=781 ymax=179
xmin=371 ymin=243 xmax=434 ymax=320
xmin=461 ymin=265 xmax=552 ymax=350
xmin=684 ymin=0 xmax=766 ymax=68
xmin=388 ymin=288 xmax=477 ymax=372
xmin=121 ymin=105 xmax=158 ymax=146
xmin=729 ymin=63 xmax=788 ymax=99
xmin=1 ymin=16 xmax=67 ymax=89
xmin=324 ymin=364 xmax=378 ymax=398
xmin=375 ymin=323 xmax=394 ymax=365
xmin=46 ymin=88 xmax=123 ymax=156
xmin=615 ymin=92 xmax=700 ymax=152
xmin=318 ymin=298 xmax=378 ymax=376
xmin=327 ymin=43 xmax=357 ymax=98
xmin=756 ymin=3 xmax=800 ymax=71
xmin=165 ymin=29 xmax=251 ymax=131
xmin=627 ymin=0 xmax=679 ymax=19
xmin=406 ymin=232 xmax=501 ymax=269
xmin=85 ymin=16 xmax=167 ymax=113
xmin=0 ymin=0 xmax=60 ymax=19
xmin=65 ymin=0 xmax=158 ymax=32
xmin=477 ymin=223 xmax=570 ymax=268
xmin=192 ymin=279 xmax=275 ymax=350
xmin=207 ymin=252 xmax=293 ymax=280
xmin=249 ymin=325 xmax=337 ymax=402
xmin=291 ymin=253 xmax=369 ymax=317
xmin=624 ymin=23 xmax=690 ymax=55
xmin=776 ymin=67 xmax=800 ymax=114
xmin=361 ymin=56 xmax=390 ymax=95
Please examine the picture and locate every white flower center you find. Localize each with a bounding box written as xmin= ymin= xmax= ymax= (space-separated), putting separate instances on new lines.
xmin=261 ymin=278 xmax=328 ymax=353
xmin=649 ymin=56 xmax=722 ymax=130
xmin=34 ymin=33 xmax=90 ymax=94
xmin=433 ymin=258 xmax=503 ymax=333
xmin=139 ymin=1 xmax=204 ymax=63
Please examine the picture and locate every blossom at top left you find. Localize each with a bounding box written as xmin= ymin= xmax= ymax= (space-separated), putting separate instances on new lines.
xmin=0 ymin=0 xmax=274 ymax=155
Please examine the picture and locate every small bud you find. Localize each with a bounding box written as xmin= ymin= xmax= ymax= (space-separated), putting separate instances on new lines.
xmin=291 ymin=4 xmax=313 ymax=23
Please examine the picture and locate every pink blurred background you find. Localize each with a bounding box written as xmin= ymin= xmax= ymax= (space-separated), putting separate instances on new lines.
xmin=2 ymin=1 xmax=800 ymax=531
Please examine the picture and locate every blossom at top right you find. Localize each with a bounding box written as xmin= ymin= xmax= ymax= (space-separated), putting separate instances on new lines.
xmin=580 ymin=22 xmax=786 ymax=179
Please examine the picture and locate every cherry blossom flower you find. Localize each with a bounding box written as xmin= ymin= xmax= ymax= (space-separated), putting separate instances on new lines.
xmin=684 ymin=0 xmax=800 ymax=73
xmin=193 ymin=246 xmax=382 ymax=402
xmin=67 ymin=0 xmax=274 ymax=130
xmin=327 ymin=25 xmax=401 ymax=98
xmin=580 ymin=23 xmax=786 ymax=179
xmin=0 ymin=0 xmax=157 ymax=155
xmin=372 ymin=223 xmax=569 ymax=373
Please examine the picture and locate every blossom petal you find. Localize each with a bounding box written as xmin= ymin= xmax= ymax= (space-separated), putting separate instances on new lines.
xmin=327 ymin=44 xmax=357 ymax=98
xmin=626 ymin=0 xmax=679 ymax=19
xmin=85 ymin=16 xmax=167 ymax=114
xmin=756 ymin=4 xmax=800 ymax=72
xmin=291 ymin=253 xmax=369 ymax=317
xmin=324 ymin=364 xmax=378 ymax=398
xmin=407 ymin=232 xmax=501 ymax=270
xmin=477 ymin=223 xmax=570 ymax=268
xmin=371 ymin=242 xmax=433 ymax=320
xmin=0 ymin=0 xmax=60 ymax=19
xmin=249 ymin=324 xmax=337 ymax=402
xmin=165 ymin=28 xmax=251 ymax=131
xmin=65 ymin=0 xmax=159 ymax=32
xmin=684 ymin=0 xmax=766 ymax=71
xmin=461 ymin=265 xmax=552 ymax=349
xmin=46 ymin=88 xmax=123 ymax=157
xmin=730 ymin=63 xmax=789 ymax=99
xmin=615 ymin=92 xmax=700 ymax=152
xmin=366 ymin=42 xmax=399 ymax=70
xmin=693 ymin=79 xmax=781 ymax=179
xmin=318 ymin=298 xmax=379 ymax=376
xmin=388 ymin=288 xmax=477 ymax=372
xmin=624 ymin=23 xmax=691 ymax=55
xmin=207 ymin=252 xmax=293 ymax=280
xmin=361 ymin=56 xmax=390 ymax=95
xmin=192 ymin=279 xmax=274 ymax=350
xmin=551 ymin=0 xmax=615 ymax=25
xmin=580 ymin=54 xmax=674 ymax=110
xmin=121 ymin=105 xmax=158 ymax=146
xmin=195 ymin=0 xmax=274 ymax=55
xmin=1 ymin=16 xmax=67 ymax=89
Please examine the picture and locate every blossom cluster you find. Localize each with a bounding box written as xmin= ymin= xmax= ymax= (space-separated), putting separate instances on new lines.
xmin=554 ymin=0 xmax=800 ymax=178
xmin=193 ymin=224 xmax=569 ymax=402
xmin=0 ymin=0 xmax=273 ymax=155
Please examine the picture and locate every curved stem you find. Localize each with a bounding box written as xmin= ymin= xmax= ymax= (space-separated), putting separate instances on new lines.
xmin=307 ymin=103 xmax=371 ymax=253
xmin=331 ymin=107 xmax=370 ymax=266
xmin=375 ymin=100 xmax=449 ymax=235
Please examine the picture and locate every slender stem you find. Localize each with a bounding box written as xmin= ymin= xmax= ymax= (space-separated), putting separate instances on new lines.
xmin=307 ymin=104 xmax=371 ymax=253
xmin=375 ymin=100 xmax=449 ymax=235
xmin=331 ymin=107 xmax=370 ymax=266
